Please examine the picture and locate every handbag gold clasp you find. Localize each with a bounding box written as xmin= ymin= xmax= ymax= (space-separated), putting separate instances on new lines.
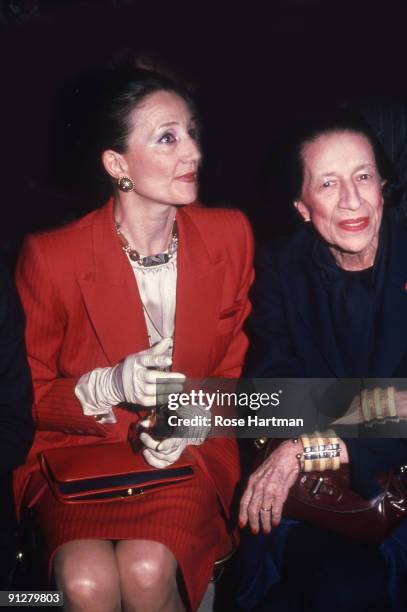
xmin=126 ymin=488 xmax=144 ymax=496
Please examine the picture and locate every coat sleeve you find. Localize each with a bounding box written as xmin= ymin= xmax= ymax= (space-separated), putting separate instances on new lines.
xmin=0 ymin=259 xmax=33 ymax=474
xmin=344 ymin=381 xmax=407 ymax=497
xmin=210 ymin=212 xmax=255 ymax=378
xmin=15 ymin=235 xmax=106 ymax=437
xmin=243 ymin=243 xmax=304 ymax=377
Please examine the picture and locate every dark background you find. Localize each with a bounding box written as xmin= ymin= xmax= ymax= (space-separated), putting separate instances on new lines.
xmin=1 ymin=0 xmax=407 ymax=264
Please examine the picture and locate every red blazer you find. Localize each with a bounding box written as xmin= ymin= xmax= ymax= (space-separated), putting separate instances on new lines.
xmin=14 ymin=200 xmax=254 ymax=514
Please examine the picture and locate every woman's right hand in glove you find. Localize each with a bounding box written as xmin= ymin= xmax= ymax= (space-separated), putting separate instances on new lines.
xmin=75 ymin=337 xmax=185 ymax=418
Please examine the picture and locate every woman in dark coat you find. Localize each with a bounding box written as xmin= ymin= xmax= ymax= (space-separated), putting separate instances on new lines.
xmin=239 ymin=111 xmax=407 ymax=612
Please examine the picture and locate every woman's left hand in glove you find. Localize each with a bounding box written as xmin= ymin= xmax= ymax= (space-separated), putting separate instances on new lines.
xmin=140 ymin=404 xmax=211 ymax=468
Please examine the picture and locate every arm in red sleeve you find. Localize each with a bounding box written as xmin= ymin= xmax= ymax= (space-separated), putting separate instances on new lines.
xmin=15 ymin=235 xmax=106 ymax=437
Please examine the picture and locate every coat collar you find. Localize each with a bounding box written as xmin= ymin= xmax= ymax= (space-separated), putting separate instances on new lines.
xmin=172 ymin=205 xmax=226 ymax=375
xmin=78 ymin=200 xmax=226 ymax=374
xmin=288 ymin=211 xmax=407 ymax=377
xmin=77 ymin=199 xmax=148 ymax=365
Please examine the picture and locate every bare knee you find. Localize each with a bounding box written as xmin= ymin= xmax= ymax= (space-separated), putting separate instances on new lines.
xmin=63 ymin=574 xmax=102 ymax=608
xmin=54 ymin=540 xmax=120 ymax=610
xmin=117 ymin=540 xmax=177 ymax=592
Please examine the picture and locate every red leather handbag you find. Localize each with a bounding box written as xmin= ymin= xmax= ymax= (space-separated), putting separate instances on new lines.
xmin=40 ymin=441 xmax=195 ymax=504
xmin=259 ymin=439 xmax=407 ymax=544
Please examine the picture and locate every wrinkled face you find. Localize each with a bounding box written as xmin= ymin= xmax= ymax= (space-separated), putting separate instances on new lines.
xmin=296 ymin=131 xmax=384 ymax=256
xmin=119 ymin=90 xmax=201 ymax=206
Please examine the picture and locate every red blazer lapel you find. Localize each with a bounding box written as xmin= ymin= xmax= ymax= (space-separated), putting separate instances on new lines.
xmin=173 ymin=207 xmax=226 ymax=376
xmin=77 ymin=202 xmax=226 ymax=374
xmin=77 ymin=200 xmax=149 ymax=365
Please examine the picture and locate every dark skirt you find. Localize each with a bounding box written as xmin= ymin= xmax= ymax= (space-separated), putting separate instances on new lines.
xmin=236 ymin=519 xmax=406 ymax=612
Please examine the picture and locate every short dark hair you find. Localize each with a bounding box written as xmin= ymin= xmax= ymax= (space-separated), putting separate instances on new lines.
xmin=285 ymin=109 xmax=398 ymax=204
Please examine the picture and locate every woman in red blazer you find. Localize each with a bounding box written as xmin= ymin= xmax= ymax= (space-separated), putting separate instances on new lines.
xmin=15 ymin=68 xmax=254 ymax=612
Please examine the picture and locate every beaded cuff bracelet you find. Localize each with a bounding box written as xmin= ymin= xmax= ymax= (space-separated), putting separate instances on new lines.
xmin=296 ymin=430 xmax=341 ymax=472
xmin=361 ymin=387 xmax=399 ymax=427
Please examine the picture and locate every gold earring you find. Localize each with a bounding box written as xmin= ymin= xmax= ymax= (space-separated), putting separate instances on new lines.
xmin=117 ymin=176 xmax=134 ymax=192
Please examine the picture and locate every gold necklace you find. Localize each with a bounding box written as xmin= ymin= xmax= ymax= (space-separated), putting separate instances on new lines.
xmin=115 ymin=220 xmax=178 ymax=267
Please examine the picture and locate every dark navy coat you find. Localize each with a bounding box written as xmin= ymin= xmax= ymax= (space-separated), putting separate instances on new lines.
xmin=241 ymin=208 xmax=407 ymax=610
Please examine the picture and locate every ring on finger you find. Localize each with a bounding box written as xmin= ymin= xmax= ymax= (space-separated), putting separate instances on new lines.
xmin=260 ymin=507 xmax=272 ymax=512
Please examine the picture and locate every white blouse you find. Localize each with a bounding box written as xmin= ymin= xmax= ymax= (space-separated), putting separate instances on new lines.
xmin=130 ymin=251 xmax=177 ymax=347
xmin=75 ymin=251 xmax=177 ymax=422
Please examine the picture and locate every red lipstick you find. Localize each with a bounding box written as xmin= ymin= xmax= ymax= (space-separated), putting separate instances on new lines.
xmin=176 ymin=172 xmax=197 ymax=182
xmin=338 ymin=217 xmax=369 ymax=232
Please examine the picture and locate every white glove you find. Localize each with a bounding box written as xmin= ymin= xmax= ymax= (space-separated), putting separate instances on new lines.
xmin=75 ymin=338 xmax=185 ymax=422
xmin=140 ymin=403 xmax=211 ymax=468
